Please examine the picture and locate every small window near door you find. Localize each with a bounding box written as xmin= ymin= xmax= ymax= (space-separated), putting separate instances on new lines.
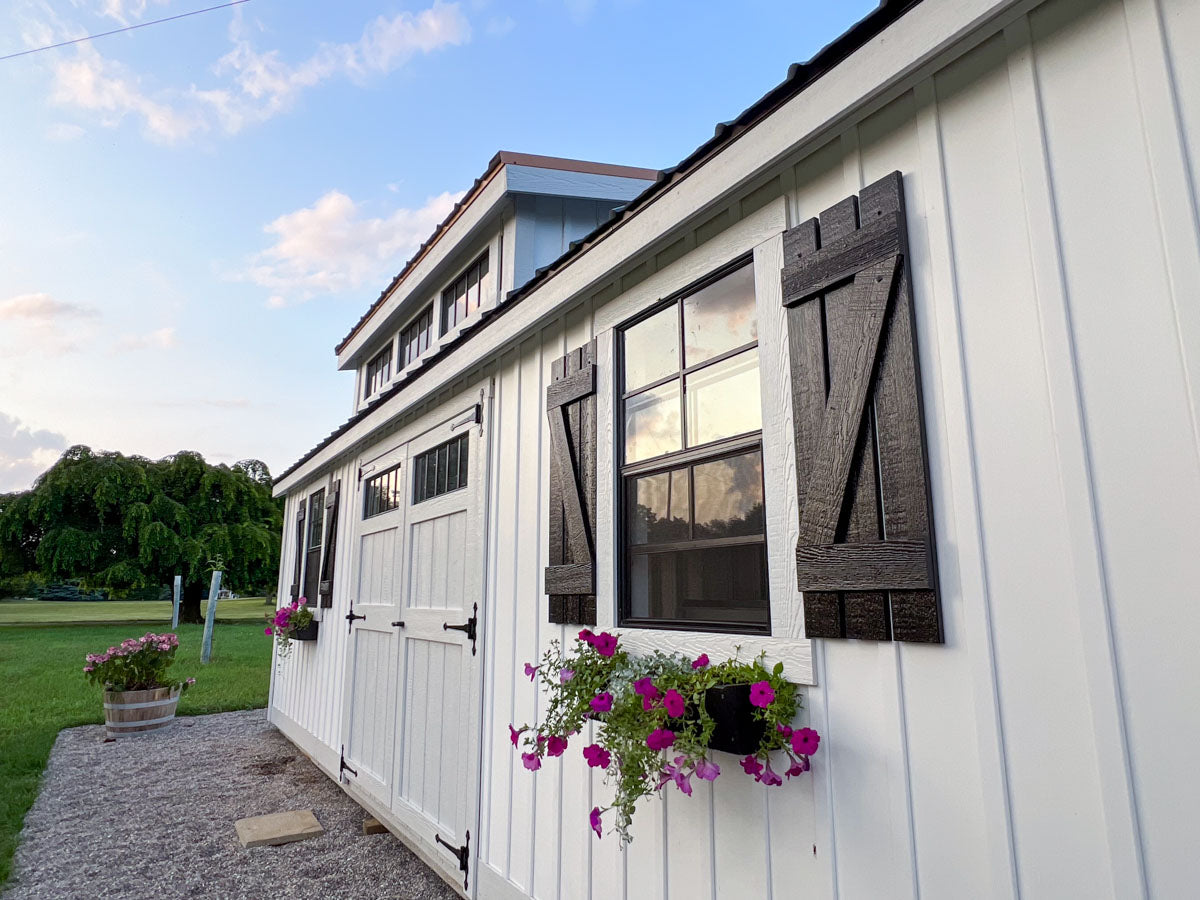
xmin=619 ymin=261 xmax=769 ymax=634
xmin=363 ymin=464 xmax=403 ymax=518
xmin=412 ymin=433 xmax=469 ymax=504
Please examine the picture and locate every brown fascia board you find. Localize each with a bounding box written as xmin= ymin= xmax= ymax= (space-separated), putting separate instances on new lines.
xmin=334 ymin=152 xmax=661 ymax=358
xmin=276 ymin=0 xmax=926 ymax=488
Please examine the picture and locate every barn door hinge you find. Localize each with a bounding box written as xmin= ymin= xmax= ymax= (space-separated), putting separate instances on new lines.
xmin=345 ymin=603 xmax=366 ymax=633
xmin=339 ymin=745 xmax=358 ymax=782
xmin=442 ymin=602 xmax=478 ymax=655
xmin=434 ymin=829 xmax=470 ymax=889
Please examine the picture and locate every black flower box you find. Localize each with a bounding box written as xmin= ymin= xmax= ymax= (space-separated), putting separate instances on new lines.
xmin=704 ymin=684 xmax=766 ymax=756
xmin=292 ymin=620 xmax=319 ymax=641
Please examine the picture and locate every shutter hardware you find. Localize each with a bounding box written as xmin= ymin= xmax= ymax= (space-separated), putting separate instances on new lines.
xmin=442 ymin=602 xmax=478 ymax=655
xmin=434 ymin=830 xmax=470 ymax=889
xmin=339 ymin=745 xmax=358 ymax=782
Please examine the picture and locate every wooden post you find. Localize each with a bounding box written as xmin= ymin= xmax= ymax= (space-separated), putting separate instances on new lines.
xmin=201 ymin=570 xmax=222 ymax=664
xmin=171 ymin=575 xmax=182 ymax=630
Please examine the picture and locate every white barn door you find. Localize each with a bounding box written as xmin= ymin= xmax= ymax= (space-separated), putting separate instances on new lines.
xmin=339 ymin=440 xmax=407 ymax=808
xmin=390 ymin=408 xmax=487 ymax=893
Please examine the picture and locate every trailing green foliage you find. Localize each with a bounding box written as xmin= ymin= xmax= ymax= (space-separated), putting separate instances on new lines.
xmin=0 ymin=447 xmax=282 ymax=614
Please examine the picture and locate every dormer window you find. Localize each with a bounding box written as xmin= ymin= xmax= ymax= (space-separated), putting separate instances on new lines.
xmin=441 ymin=251 xmax=490 ymax=332
xmin=399 ymin=303 xmax=435 ymax=368
xmin=363 ymin=344 xmax=392 ymax=399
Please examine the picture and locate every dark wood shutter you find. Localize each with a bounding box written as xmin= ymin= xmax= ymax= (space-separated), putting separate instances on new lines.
xmin=318 ymin=479 xmax=340 ymax=609
xmin=545 ymin=340 xmax=597 ymax=625
xmin=289 ymin=504 xmax=306 ymax=602
xmin=782 ymin=171 xmax=942 ymax=643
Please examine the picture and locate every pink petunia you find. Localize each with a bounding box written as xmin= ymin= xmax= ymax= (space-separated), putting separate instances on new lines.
xmin=748 ymin=680 xmax=775 ymax=708
xmin=791 ymin=727 xmax=820 ymax=756
xmin=524 ymin=662 xmax=538 ymax=680
xmin=776 ymin=723 xmax=793 ymax=738
xmin=509 ymin=724 xmax=525 ymax=747
xmin=559 ymin=669 xmax=575 ymax=684
xmin=265 ymin=627 xmax=273 ymax=635
xmin=546 ymin=735 xmax=568 ymax=757
xmin=759 ymin=759 xmax=783 ymax=787
xmin=691 ymin=653 xmax=710 ymax=669
xmin=590 ymin=692 xmax=613 ymax=713
xmin=83 ymin=666 xmax=93 ymax=673
xmin=589 ymin=807 xmax=603 ymax=838
xmin=662 ymin=689 xmax=685 ymax=718
xmin=578 ymin=629 xmax=595 ymax=644
xmin=582 ymin=743 xmax=611 ymax=769
xmin=633 ymin=677 xmax=659 ymax=699
xmin=646 ymin=728 xmax=675 ymax=751
xmin=299 ymin=597 xmax=307 ymax=605
xmin=521 ymin=752 xmax=542 ymax=772
xmin=694 ymin=758 xmax=721 ymax=781
xmin=785 ymin=757 xmax=810 ymax=778
xmin=642 ymin=695 xmax=658 ymax=711
xmin=591 ymin=632 xmax=618 ymax=657
xmin=672 ymin=768 xmax=693 ymax=796
xmin=740 ymin=755 xmax=764 ymax=778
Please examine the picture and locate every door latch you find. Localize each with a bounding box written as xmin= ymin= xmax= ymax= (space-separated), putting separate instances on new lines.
xmin=442 ymin=603 xmax=478 ymax=655
xmin=345 ymin=606 xmax=366 ymax=633
xmin=391 ymin=620 xmax=405 ymax=628
xmin=434 ymin=829 xmax=470 ymax=889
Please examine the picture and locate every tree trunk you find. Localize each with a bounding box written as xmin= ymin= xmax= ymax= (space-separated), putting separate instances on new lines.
xmin=180 ymin=581 xmax=204 ymax=624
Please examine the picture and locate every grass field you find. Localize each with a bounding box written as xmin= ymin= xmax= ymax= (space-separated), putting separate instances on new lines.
xmin=0 ymin=596 xmax=273 ymax=626
xmin=0 ymin=622 xmax=272 ymax=886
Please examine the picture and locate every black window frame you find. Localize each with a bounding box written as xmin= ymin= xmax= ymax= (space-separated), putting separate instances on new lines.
xmin=616 ymin=255 xmax=769 ymax=636
xmin=399 ymin=303 xmax=435 ymax=368
xmin=363 ymin=343 xmax=393 ymax=400
xmin=440 ymin=251 xmax=490 ymax=333
xmin=302 ymin=487 xmax=326 ymax=604
xmin=362 ymin=464 xmax=403 ymax=519
xmin=412 ymin=433 xmax=469 ymax=504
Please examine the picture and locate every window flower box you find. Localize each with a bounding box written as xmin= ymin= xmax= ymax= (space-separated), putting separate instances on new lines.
xmin=703 ymin=683 xmax=767 ymax=756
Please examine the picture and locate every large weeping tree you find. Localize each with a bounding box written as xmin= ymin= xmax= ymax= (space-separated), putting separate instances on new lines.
xmin=0 ymin=446 xmax=282 ymax=623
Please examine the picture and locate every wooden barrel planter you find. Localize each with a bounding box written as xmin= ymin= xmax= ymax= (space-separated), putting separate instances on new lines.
xmin=103 ymin=685 xmax=181 ymax=738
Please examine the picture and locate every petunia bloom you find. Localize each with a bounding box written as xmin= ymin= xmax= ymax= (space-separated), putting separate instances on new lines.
xmin=759 ymin=759 xmax=783 ymax=787
xmin=578 ymin=629 xmax=594 ymax=644
xmin=590 ymin=692 xmax=613 ymax=713
xmin=591 ymin=632 xmax=618 ymax=657
xmin=748 ymin=680 xmax=776 ymax=708
xmin=694 ymin=758 xmax=720 ymax=781
xmin=590 ymin=807 xmax=603 ymax=838
xmin=662 ymin=689 xmax=685 ymax=718
xmin=560 ymin=669 xmax=575 ymax=684
xmin=582 ymin=744 xmax=611 ymax=769
xmin=633 ymin=677 xmax=660 ymax=699
xmin=740 ymin=755 xmax=764 ymax=778
xmin=524 ymin=663 xmax=538 ymax=681
xmin=646 ymin=728 xmax=675 ymax=751
xmin=264 ymin=627 xmax=272 ymax=635
xmin=521 ymin=752 xmax=542 ymax=772
xmin=776 ymin=723 xmax=793 ymax=738
xmin=642 ymin=696 xmax=658 ymax=711
xmin=691 ymin=653 xmax=710 ymax=669
xmin=791 ymin=727 xmax=820 ymax=756
xmin=546 ymin=735 xmax=569 ymax=757
xmin=672 ymin=768 xmax=693 ymax=796
xmin=785 ymin=757 xmax=810 ymax=778
xmin=509 ymin=724 xmax=524 ymax=747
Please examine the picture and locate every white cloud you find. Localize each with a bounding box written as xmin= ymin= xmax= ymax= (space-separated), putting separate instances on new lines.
xmin=51 ymin=46 xmax=205 ymax=143
xmin=0 ymin=411 xmax=68 ymax=492
xmin=240 ymin=189 xmax=465 ymax=306
xmin=0 ymin=292 xmax=99 ymax=355
xmin=115 ymin=326 xmax=178 ymax=351
xmin=93 ymin=0 xmax=170 ymax=26
xmin=45 ymin=122 xmax=86 ymax=141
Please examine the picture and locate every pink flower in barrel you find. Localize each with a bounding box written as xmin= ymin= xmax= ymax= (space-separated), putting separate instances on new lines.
xmin=83 ymin=632 xmax=195 ymax=739
xmin=509 ymin=630 xmax=820 ymax=844
xmin=265 ymin=597 xmax=316 ymax=658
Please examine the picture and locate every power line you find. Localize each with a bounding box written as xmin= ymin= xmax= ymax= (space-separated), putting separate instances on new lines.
xmin=1 ymin=0 xmax=252 ymax=62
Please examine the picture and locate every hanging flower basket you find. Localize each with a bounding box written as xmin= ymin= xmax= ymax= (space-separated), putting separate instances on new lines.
xmin=510 ymin=631 xmax=820 ymax=844
xmin=83 ymin=632 xmax=195 ymax=738
xmin=291 ymin=619 xmax=319 ymax=641
xmin=265 ymin=598 xmax=315 ymax=657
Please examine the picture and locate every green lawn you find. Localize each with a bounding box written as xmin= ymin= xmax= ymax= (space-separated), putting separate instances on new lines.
xmin=0 ymin=622 xmax=272 ymax=886
xmin=0 ymin=596 xmax=273 ymax=626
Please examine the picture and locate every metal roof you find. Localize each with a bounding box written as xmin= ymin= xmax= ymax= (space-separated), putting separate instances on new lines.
xmin=275 ymin=0 xmax=925 ymax=488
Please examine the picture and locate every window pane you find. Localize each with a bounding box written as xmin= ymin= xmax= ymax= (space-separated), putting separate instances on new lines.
xmin=629 ymin=544 xmax=768 ymax=629
xmin=623 ymin=305 xmax=679 ymax=392
xmin=685 ymin=349 xmax=761 ymax=447
xmin=693 ymin=451 xmax=764 ymax=539
xmin=307 ymin=490 xmax=325 ymax=549
xmin=629 ymin=468 xmax=690 ymax=545
xmin=624 ymin=380 xmax=682 ymax=463
xmin=682 ymin=265 xmax=758 ymax=367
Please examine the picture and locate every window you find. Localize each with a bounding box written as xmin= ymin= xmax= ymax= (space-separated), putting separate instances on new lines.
xmin=303 ymin=488 xmax=325 ymax=603
xmin=441 ymin=252 xmax=489 ymax=332
xmin=399 ymin=304 xmax=435 ymax=367
xmin=363 ymin=344 xmax=393 ymax=399
xmin=412 ymin=433 xmax=469 ymax=504
xmin=619 ymin=261 xmax=768 ymax=633
xmin=363 ymin=465 xmax=403 ymax=518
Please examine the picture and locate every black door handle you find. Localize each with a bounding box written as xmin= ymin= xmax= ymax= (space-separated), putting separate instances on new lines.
xmin=391 ymin=620 xmax=405 ymax=628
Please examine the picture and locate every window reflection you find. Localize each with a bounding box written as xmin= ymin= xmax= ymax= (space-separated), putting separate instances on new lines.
xmin=622 ymin=305 xmax=679 ymax=392
xmin=629 ymin=469 xmax=690 ymax=544
xmin=624 ymin=380 xmax=682 ymax=463
xmin=629 ymin=545 xmax=768 ymax=626
xmin=685 ymin=349 xmax=761 ymax=447
xmin=693 ymin=451 xmax=763 ymax=538
xmin=683 ymin=265 xmax=758 ymax=367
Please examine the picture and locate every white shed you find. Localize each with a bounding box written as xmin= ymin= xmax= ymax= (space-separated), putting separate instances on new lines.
xmin=268 ymin=0 xmax=1200 ymax=897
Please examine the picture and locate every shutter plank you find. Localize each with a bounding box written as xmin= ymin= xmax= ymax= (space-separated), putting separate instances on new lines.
xmin=289 ymin=505 xmax=305 ymax=601
xmin=796 ymin=540 xmax=931 ymax=591
xmin=318 ymin=480 xmax=340 ymax=609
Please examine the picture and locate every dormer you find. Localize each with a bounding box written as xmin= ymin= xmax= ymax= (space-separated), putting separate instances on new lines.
xmin=340 ymin=152 xmax=658 ymax=414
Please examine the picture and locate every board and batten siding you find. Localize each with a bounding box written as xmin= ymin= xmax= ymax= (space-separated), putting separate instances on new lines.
xmin=269 ymin=0 xmax=1200 ymax=896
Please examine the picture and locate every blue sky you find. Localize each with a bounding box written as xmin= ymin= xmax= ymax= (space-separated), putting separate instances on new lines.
xmin=0 ymin=0 xmax=874 ymax=490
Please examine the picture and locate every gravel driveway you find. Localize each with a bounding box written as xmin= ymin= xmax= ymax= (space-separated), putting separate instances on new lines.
xmin=4 ymin=709 xmax=460 ymax=900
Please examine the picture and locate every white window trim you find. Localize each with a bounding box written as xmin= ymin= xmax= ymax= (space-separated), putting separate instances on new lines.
xmin=594 ymin=231 xmax=814 ymax=685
